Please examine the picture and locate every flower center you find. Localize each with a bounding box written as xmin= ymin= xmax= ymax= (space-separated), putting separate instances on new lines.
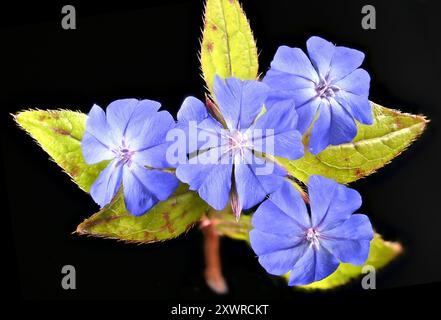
xmin=115 ymin=147 xmax=135 ymax=166
xmin=227 ymin=130 xmax=250 ymax=157
xmin=306 ymin=228 xmax=320 ymax=249
xmin=315 ymin=79 xmax=339 ymax=100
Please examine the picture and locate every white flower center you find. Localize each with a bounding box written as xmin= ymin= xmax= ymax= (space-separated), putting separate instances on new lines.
xmin=226 ymin=130 xmax=251 ymax=158
xmin=315 ymin=79 xmax=339 ymax=100
xmin=306 ymin=228 xmax=320 ymax=249
xmin=114 ymin=146 xmax=135 ymax=166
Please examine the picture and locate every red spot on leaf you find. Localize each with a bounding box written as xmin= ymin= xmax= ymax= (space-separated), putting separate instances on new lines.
xmin=207 ymin=41 xmax=214 ymax=52
xmin=211 ymin=24 xmax=218 ymax=31
xmin=53 ymin=128 xmax=70 ymax=136
xmin=70 ymin=165 xmax=80 ymax=177
xmin=355 ymin=168 xmax=364 ymax=178
xmin=162 ymin=212 xmax=175 ymax=234
xmin=144 ymin=232 xmax=158 ymax=242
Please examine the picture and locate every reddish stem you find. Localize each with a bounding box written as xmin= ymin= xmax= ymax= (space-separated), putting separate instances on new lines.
xmin=201 ymin=220 xmax=228 ymax=294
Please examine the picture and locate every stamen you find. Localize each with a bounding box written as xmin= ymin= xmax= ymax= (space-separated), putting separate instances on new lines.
xmin=113 ymin=146 xmax=135 ymax=166
xmin=315 ymin=79 xmax=339 ymax=100
xmin=226 ymin=130 xmax=252 ymax=160
xmin=306 ymin=228 xmax=320 ymax=249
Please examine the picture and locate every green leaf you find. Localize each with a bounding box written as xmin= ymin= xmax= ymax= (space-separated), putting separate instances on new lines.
xmin=278 ymin=102 xmax=428 ymax=184
xmin=293 ymin=234 xmax=402 ymax=290
xmin=76 ymin=185 xmax=209 ymax=243
xmin=210 ymin=207 xmax=252 ymax=242
xmin=14 ymin=110 xmax=106 ymax=192
xmin=200 ymin=0 xmax=258 ymax=93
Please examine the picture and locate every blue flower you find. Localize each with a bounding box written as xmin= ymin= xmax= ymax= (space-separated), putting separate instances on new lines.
xmin=249 ymin=175 xmax=373 ymax=285
xmin=263 ymin=36 xmax=372 ymax=154
xmin=174 ymin=76 xmax=304 ymax=218
xmin=82 ymin=98 xmax=179 ymax=216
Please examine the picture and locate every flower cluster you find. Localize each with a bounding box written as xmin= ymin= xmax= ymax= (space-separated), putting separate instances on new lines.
xmin=82 ymin=36 xmax=374 ymax=285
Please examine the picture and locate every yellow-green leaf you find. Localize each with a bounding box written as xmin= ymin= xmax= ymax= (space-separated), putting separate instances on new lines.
xmin=210 ymin=206 xmax=252 ymax=242
xmin=294 ymin=234 xmax=402 ymax=290
xmin=76 ymin=186 xmax=209 ymax=243
xmin=279 ymin=102 xmax=428 ymax=184
xmin=14 ymin=110 xmax=106 ymax=192
xmin=200 ymin=0 xmax=258 ymax=93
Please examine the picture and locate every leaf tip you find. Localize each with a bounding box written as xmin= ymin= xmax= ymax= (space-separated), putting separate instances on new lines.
xmin=75 ymin=222 xmax=87 ymax=235
xmin=12 ymin=110 xmax=30 ymax=127
xmin=385 ymin=239 xmax=404 ymax=256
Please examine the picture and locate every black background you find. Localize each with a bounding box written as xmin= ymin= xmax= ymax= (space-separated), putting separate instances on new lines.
xmin=1 ymin=0 xmax=441 ymax=310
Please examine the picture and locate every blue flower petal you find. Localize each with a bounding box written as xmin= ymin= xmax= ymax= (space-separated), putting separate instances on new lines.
xmin=106 ymin=98 xmax=161 ymax=142
xmin=309 ymin=103 xmax=331 ymax=154
xmin=177 ymin=97 xmax=224 ymax=132
xmin=132 ymin=142 xmax=173 ymax=169
xmin=268 ymin=181 xmax=311 ymax=229
xmin=176 ymin=148 xmax=232 ymax=210
xmin=213 ymin=76 xmax=269 ymax=130
xmin=334 ymin=69 xmax=370 ymax=97
xmin=296 ymin=98 xmax=322 ymax=133
xmin=267 ymin=46 xmax=319 ymax=83
xmin=85 ymin=104 xmax=116 ymax=148
xmin=328 ymin=46 xmax=365 ymax=82
xmin=253 ymin=128 xmax=304 ymax=160
xmin=265 ymin=90 xmax=294 ymax=110
xmin=335 ymin=91 xmax=373 ymax=125
xmin=255 ymin=236 xmax=308 ymax=276
xmin=176 ymin=96 xmax=224 ymax=154
xmin=90 ymin=158 xmax=123 ymax=208
xmin=288 ymin=245 xmax=339 ymax=285
xmin=136 ymin=99 xmax=162 ymax=111
xmin=308 ymin=175 xmax=362 ymax=231
xmin=249 ymin=181 xmax=314 ymax=277
xmin=177 ymin=96 xmax=208 ymax=123
xmin=234 ymin=150 xmax=286 ymax=210
xmin=329 ymin=99 xmax=357 ymax=145
xmin=251 ymin=195 xmax=306 ymax=237
xmin=263 ymin=69 xmax=316 ymax=93
xmin=82 ymin=132 xmax=115 ymax=164
xmin=122 ymin=168 xmax=155 ymax=216
xmin=249 ymin=229 xmax=304 ymax=256
xmin=289 ymin=88 xmax=317 ymax=109
xmin=251 ymin=99 xmax=304 ymax=160
xmin=321 ymin=214 xmax=374 ymax=265
xmin=306 ymin=36 xmax=336 ymax=78
xmin=127 ymin=110 xmax=176 ymax=151
xmin=122 ymin=163 xmax=179 ymax=216
xmin=105 ymin=99 xmax=140 ymax=140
